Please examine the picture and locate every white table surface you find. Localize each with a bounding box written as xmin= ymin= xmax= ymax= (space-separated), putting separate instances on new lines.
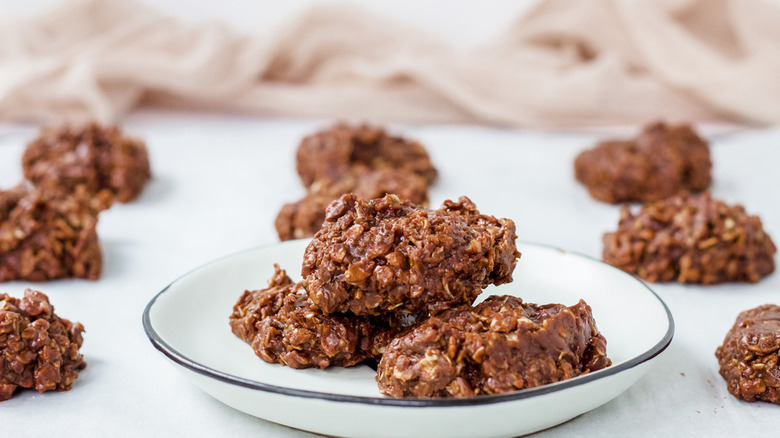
xmin=1 ymin=111 xmax=779 ymax=437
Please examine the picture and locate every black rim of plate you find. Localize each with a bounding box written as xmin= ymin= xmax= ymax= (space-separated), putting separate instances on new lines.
xmin=142 ymin=239 xmax=675 ymax=408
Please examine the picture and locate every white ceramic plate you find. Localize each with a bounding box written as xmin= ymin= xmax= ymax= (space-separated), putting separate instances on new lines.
xmin=143 ymin=240 xmax=673 ymax=438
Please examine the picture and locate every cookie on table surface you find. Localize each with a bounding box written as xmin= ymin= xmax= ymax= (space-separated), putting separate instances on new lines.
xmin=0 ymin=289 xmax=86 ymax=401
xmin=23 ymin=122 xmax=151 ymax=203
xmin=0 ymin=184 xmax=109 ymax=282
xmin=716 ymin=304 xmax=780 ymax=404
xmin=296 ymin=123 xmax=437 ymax=188
xmin=302 ymin=194 xmax=520 ymax=316
xmin=376 ymin=295 xmax=611 ymax=398
xmin=575 ymin=122 xmax=711 ymax=204
xmin=602 ymin=192 xmax=775 ymax=284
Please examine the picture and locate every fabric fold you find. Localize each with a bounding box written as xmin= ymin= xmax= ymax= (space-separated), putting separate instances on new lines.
xmin=0 ymin=0 xmax=778 ymax=128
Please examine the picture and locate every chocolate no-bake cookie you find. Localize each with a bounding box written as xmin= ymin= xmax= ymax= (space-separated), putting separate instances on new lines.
xmin=302 ymin=194 xmax=520 ymax=315
xmin=0 ymin=185 xmax=109 ymax=282
xmin=23 ymin=123 xmax=151 ymax=203
xmin=275 ymin=168 xmax=430 ymax=241
xmin=376 ymin=295 xmax=611 ymax=398
xmin=230 ymin=265 xmax=417 ymax=369
xmin=0 ymin=289 xmax=86 ymax=401
xmin=603 ymin=192 xmax=776 ymax=284
xmin=716 ymin=304 xmax=780 ymax=404
xmin=575 ymin=122 xmax=711 ymax=204
xmin=296 ymin=123 xmax=437 ymax=187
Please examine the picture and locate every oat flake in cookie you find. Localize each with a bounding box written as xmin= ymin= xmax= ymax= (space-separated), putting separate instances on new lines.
xmin=0 ymin=185 xmax=109 ymax=282
xmin=23 ymin=123 xmax=151 ymax=203
xmin=229 ymin=265 xmax=417 ymax=369
xmin=716 ymin=305 xmax=780 ymax=404
xmin=574 ymin=122 xmax=711 ymax=204
xmin=603 ymin=192 xmax=776 ymax=284
xmin=376 ymin=295 xmax=611 ymax=398
xmin=0 ymin=289 xmax=86 ymax=401
xmin=301 ymin=194 xmax=520 ymax=316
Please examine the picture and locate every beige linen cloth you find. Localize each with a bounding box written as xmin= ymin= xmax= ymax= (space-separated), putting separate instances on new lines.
xmin=1 ymin=0 xmax=779 ymax=128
